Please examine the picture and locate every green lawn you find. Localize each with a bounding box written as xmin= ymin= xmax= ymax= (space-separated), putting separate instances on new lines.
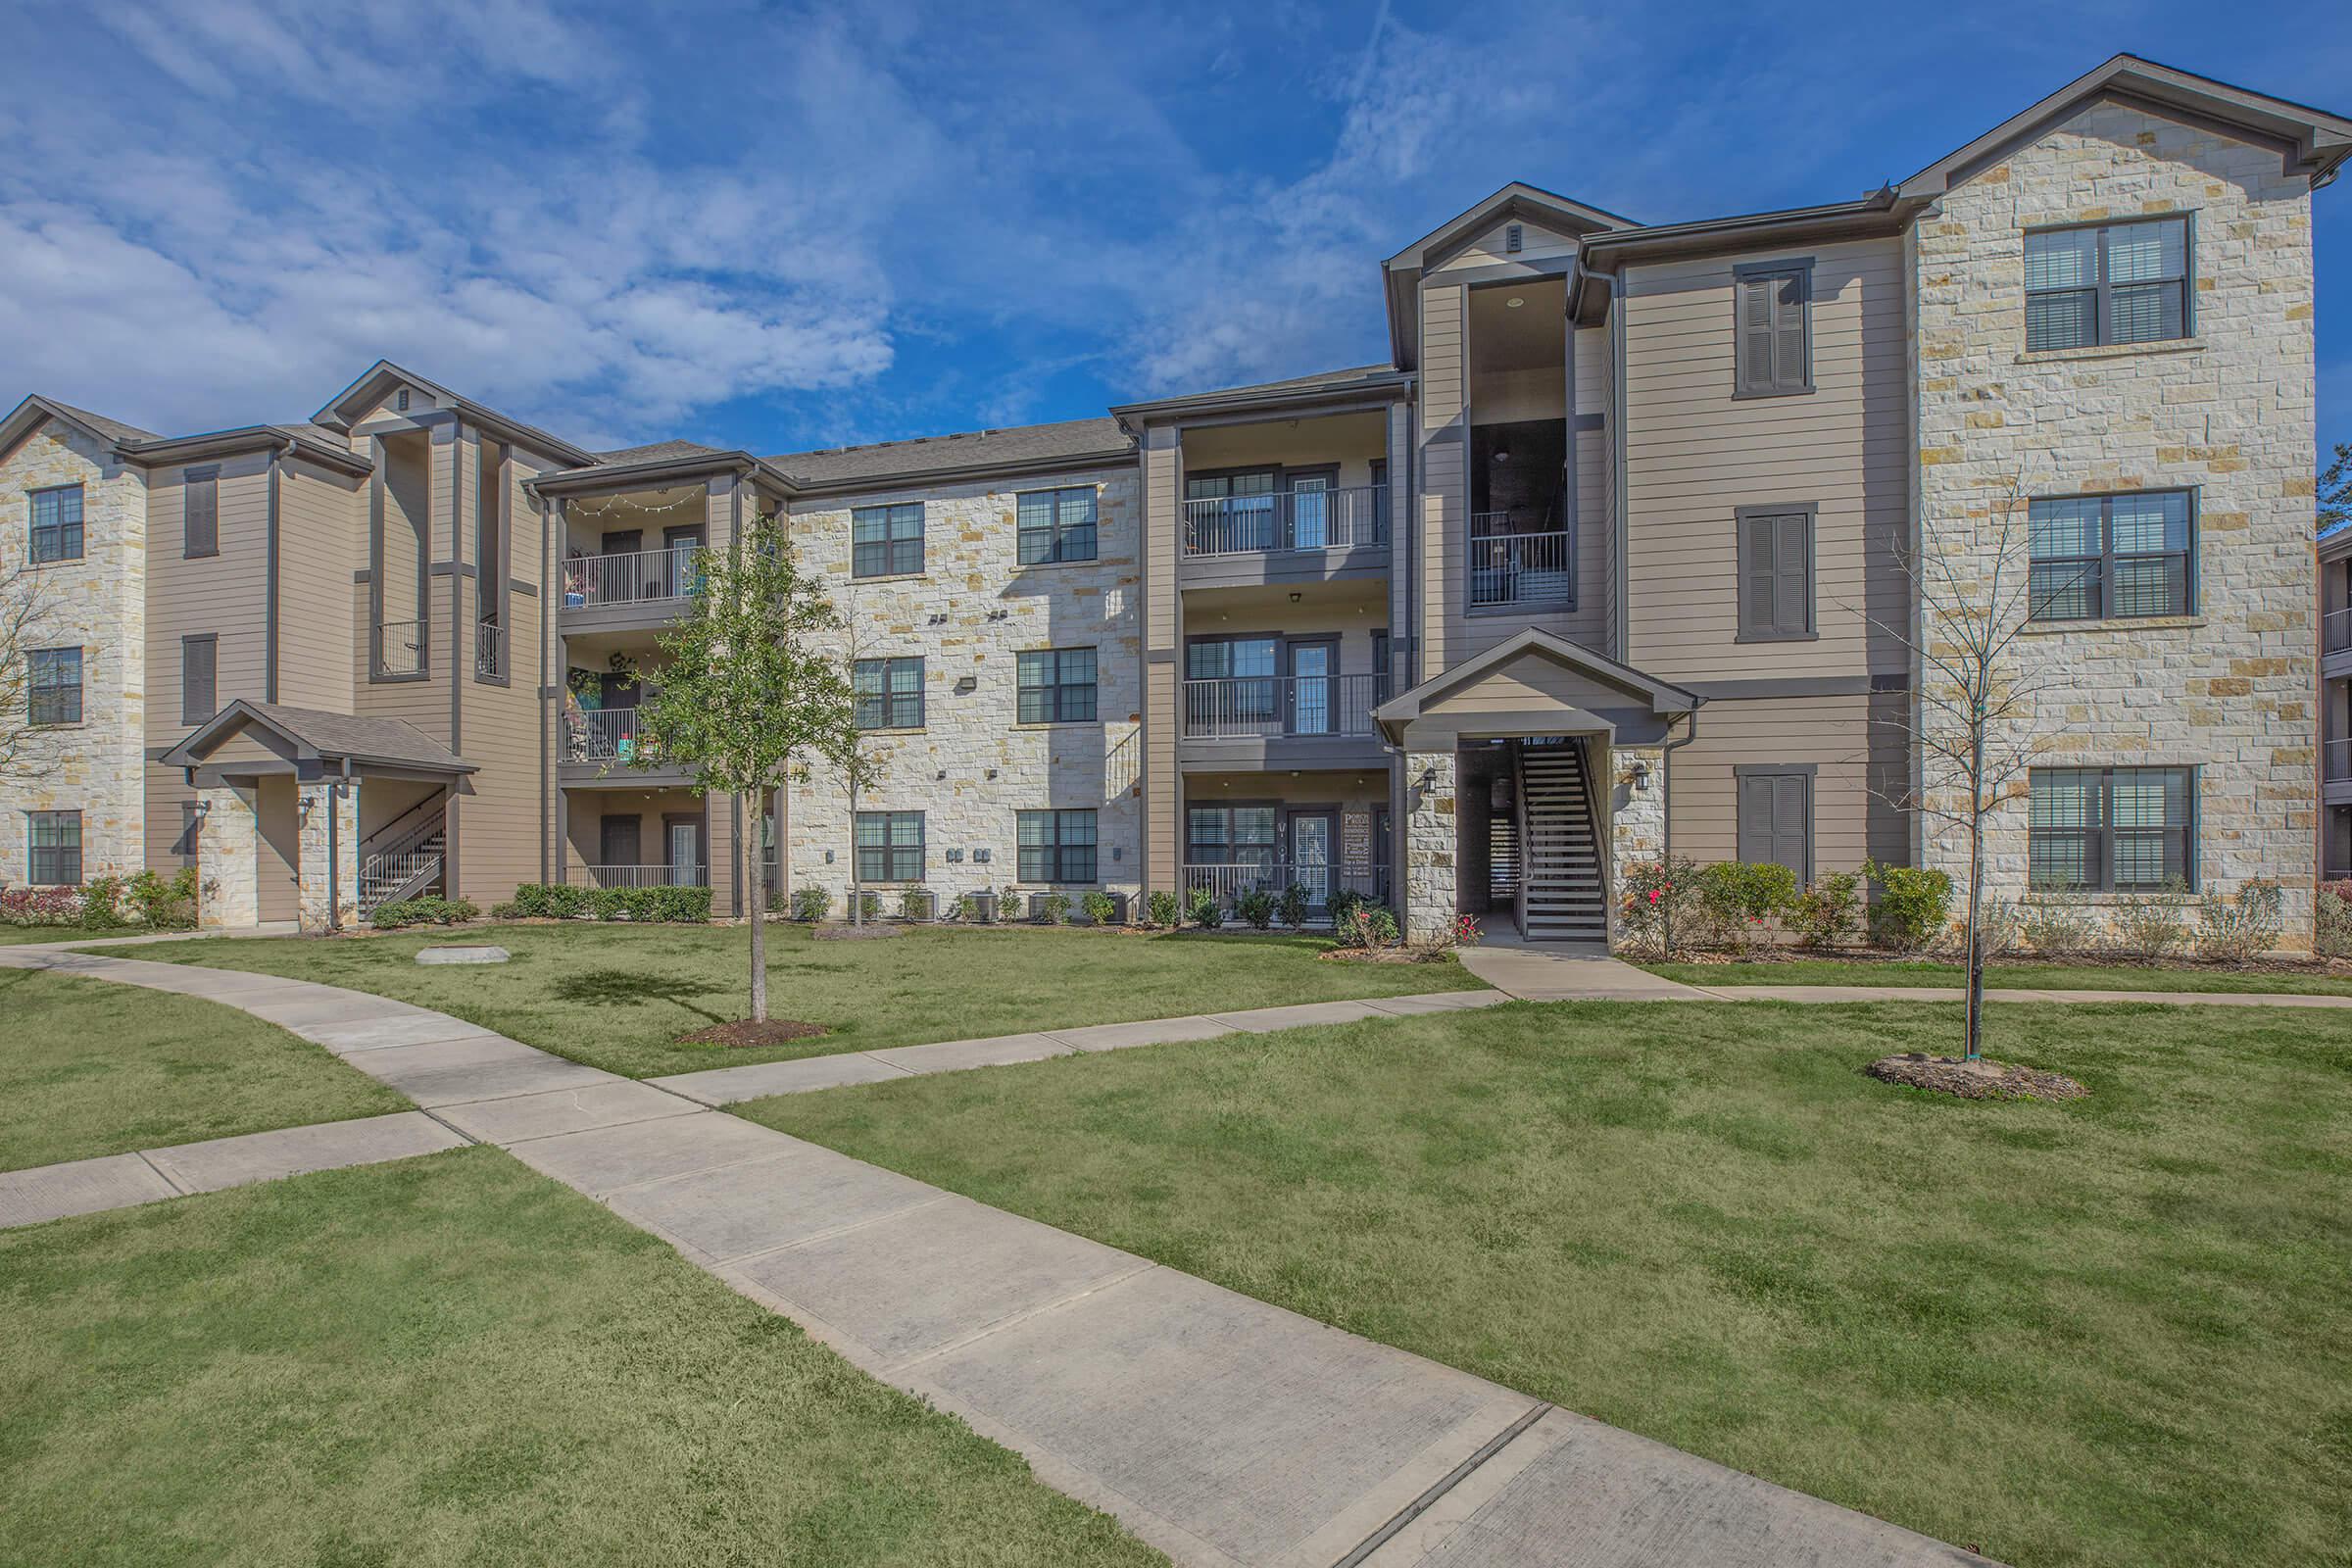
xmin=1637 ymin=956 xmax=2352 ymax=996
xmin=0 ymin=1147 xmax=1158 ymax=1568
xmin=748 ymin=1000 xmax=2352 ymax=1568
xmin=122 ymin=923 xmax=1468 ymax=1079
xmin=0 ymin=924 xmax=142 ymax=945
xmin=0 ymin=969 xmax=406 ymax=1172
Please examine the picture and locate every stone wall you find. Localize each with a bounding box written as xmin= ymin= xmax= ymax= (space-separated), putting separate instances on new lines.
xmin=297 ymin=780 xmax=361 ymax=933
xmin=1403 ymin=750 xmax=1456 ymax=938
xmin=1607 ymin=742 xmax=1666 ymax=943
xmin=1912 ymin=100 xmax=2318 ymax=947
xmin=0 ymin=418 xmax=146 ymax=884
xmin=198 ymin=783 xmax=257 ymax=928
xmin=782 ymin=466 xmax=1144 ymax=910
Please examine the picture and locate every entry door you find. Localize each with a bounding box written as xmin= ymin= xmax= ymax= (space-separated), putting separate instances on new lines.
xmin=1290 ymin=472 xmax=1333 ymax=550
xmin=600 ymin=529 xmax=643 ymax=600
xmin=662 ymin=525 xmax=706 ymax=598
xmin=1288 ymin=811 xmax=1337 ymax=907
xmin=1287 ymin=640 xmax=1336 ymax=735
xmin=600 ymin=815 xmax=641 ymax=880
xmin=1372 ymin=808 xmax=1392 ymax=906
xmin=665 ymin=817 xmax=703 ymax=885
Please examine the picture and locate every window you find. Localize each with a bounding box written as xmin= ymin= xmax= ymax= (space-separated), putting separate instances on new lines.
xmin=29 ymin=484 xmax=83 ymax=564
xmin=1737 ymin=506 xmax=1814 ymax=640
xmin=853 ymin=657 xmax=923 ymax=729
xmin=181 ymin=634 xmax=218 ymax=725
xmin=1372 ymin=629 xmax=1391 ymax=681
xmin=183 ymin=466 xmax=219 ymax=558
xmin=28 ymin=809 xmax=80 ymax=885
xmin=1188 ymin=805 xmax=1277 ymax=869
xmin=2025 ymin=218 xmax=2189 ymax=352
xmin=1734 ymin=262 xmax=1811 ymax=397
xmin=1736 ymin=767 xmax=1812 ymax=881
xmin=1019 ymin=808 xmax=1098 ymax=883
xmin=1017 ymin=486 xmax=1098 ymax=564
xmin=855 ymin=810 xmax=924 ymax=883
xmin=2029 ymin=490 xmax=2193 ymax=621
xmin=851 ymin=502 xmax=924 ymax=577
xmin=1017 ymin=648 xmax=1097 ymax=724
xmin=2030 ymin=766 xmax=2195 ymax=892
xmin=27 ymin=647 xmax=81 ymax=726
xmin=1185 ymin=636 xmax=1280 ymax=726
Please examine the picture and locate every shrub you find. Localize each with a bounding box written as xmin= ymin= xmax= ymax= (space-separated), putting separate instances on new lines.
xmin=369 ymin=896 xmax=478 ymax=929
xmin=1000 ymin=886 xmax=1023 ymax=923
xmin=1235 ymin=889 xmax=1276 ymax=930
xmin=1694 ymin=861 xmax=1797 ymax=955
xmin=1451 ymin=912 xmax=1484 ymax=948
xmin=1788 ymin=870 xmax=1861 ymax=949
xmin=956 ymin=892 xmax=987 ymax=923
xmin=2318 ymin=882 xmax=2352 ymax=959
xmin=2019 ymin=891 xmax=2102 ymax=957
xmin=791 ymin=884 xmax=832 ymax=922
xmin=1615 ymin=857 xmax=1698 ymax=957
xmin=1188 ymin=884 xmax=1221 ymax=928
xmin=1083 ymin=890 xmax=1117 ymax=926
xmin=897 ymin=885 xmax=932 ymax=921
xmin=1977 ymin=897 xmax=2023 ymax=959
xmin=1327 ymin=887 xmax=1365 ymax=930
xmin=2194 ymin=878 xmax=2283 ymax=965
xmin=1146 ymin=889 xmax=1181 ymax=928
xmin=853 ymin=890 xmax=881 ymax=923
xmin=1276 ymin=882 xmax=1311 ymax=931
xmin=79 ymin=874 xmax=126 ymax=930
xmin=126 ymin=867 xmax=199 ymax=931
xmin=1039 ymin=892 xmax=1071 ymax=925
xmin=1863 ymin=860 xmax=1952 ymax=954
xmin=489 ymin=900 xmax=523 ymax=919
xmin=505 ymin=883 xmax=708 ymax=923
xmin=0 ymin=885 xmax=84 ymax=926
xmin=1335 ymin=905 xmax=1398 ymax=949
xmin=2109 ymin=879 xmax=2191 ymax=963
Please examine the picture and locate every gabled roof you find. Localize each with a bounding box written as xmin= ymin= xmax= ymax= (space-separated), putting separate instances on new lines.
xmin=1109 ymin=365 xmax=1410 ymax=427
xmin=1383 ymin=182 xmax=1639 ymax=370
xmin=311 ymin=360 xmax=599 ymax=468
xmin=768 ymin=416 xmax=1134 ymax=492
xmin=0 ymin=394 xmax=160 ymax=460
xmin=1899 ymin=53 xmax=2352 ymax=197
xmin=1373 ymin=627 xmax=1698 ymax=746
xmin=160 ymin=700 xmax=473 ymax=775
xmin=118 ymin=422 xmax=373 ymax=478
xmin=595 ymin=439 xmax=727 ymax=466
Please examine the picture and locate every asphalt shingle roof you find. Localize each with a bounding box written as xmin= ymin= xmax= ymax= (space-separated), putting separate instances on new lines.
xmin=765 ymin=416 xmax=1132 ymax=486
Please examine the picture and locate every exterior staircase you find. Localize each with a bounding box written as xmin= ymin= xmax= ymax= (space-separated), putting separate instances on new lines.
xmin=358 ymin=789 xmax=447 ymax=914
xmin=1517 ymin=741 xmax=1606 ymax=942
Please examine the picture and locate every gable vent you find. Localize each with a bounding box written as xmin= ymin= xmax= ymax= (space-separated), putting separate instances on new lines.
xmin=1505 ymin=222 xmax=1523 ymax=254
xmin=397 ymin=389 xmax=410 ymax=412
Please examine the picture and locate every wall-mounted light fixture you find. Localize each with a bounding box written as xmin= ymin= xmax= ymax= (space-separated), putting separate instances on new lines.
xmin=1629 ymin=760 xmax=1652 ymax=792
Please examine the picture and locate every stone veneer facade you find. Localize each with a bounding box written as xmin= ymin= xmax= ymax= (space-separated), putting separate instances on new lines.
xmin=1402 ymin=751 xmax=1456 ymax=937
xmin=1605 ymin=743 xmax=1666 ymax=943
xmin=781 ymin=467 xmax=1146 ymax=911
xmin=0 ymin=419 xmax=146 ymax=887
xmin=1912 ymin=100 xmax=2320 ymax=945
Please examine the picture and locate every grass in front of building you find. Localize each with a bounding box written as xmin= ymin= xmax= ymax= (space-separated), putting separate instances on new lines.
xmin=748 ymin=999 xmax=2352 ymax=1568
xmin=122 ymin=922 xmax=1470 ymax=1079
xmin=0 ymin=969 xmax=407 ymax=1172
xmin=1635 ymin=955 xmax=2352 ymax=996
xmin=0 ymin=1147 xmax=1161 ymax=1568
xmin=0 ymin=924 xmax=143 ymax=945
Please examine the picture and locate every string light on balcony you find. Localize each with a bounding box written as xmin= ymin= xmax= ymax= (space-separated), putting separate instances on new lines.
xmin=565 ymin=489 xmax=706 ymax=518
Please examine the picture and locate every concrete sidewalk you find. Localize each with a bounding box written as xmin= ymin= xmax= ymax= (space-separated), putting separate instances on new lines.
xmin=0 ymin=946 xmax=1994 ymax=1566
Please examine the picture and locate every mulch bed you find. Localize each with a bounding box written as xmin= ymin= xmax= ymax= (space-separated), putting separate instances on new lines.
xmin=1865 ymin=1053 xmax=2088 ymax=1102
xmin=1317 ymin=947 xmax=1452 ymax=965
xmin=1668 ymin=947 xmax=2352 ymax=980
xmin=674 ymin=1018 xmax=831 ymax=1049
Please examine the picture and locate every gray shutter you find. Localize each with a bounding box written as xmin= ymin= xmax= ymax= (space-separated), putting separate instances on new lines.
xmin=1773 ymin=514 xmax=1809 ymax=634
xmin=184 ymin=470 xmax=218 ymax=556
xmin=182 ymin=636 xmax=217 ymax=724
xmin=1741 ymin=514 xmax=1775 ymax=634
xmin=1771 ymin=775 xmax=1808 ymax=878
xmin=1772 ymin=273 xmax=1807 ymax=391
xmin=1738 ymin=775 xmax=1775 ymax=864
xmin=1738 ymin=277 xmax=1775 ymax=394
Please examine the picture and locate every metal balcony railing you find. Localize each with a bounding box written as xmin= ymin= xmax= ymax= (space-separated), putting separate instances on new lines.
xmin=2328 ymin=737 xmax=2352 ymax=783
xmin=1182 ymin=485 xmax=1387 ymax=557
xmin=2327 ymin=606 xmax=2352 ymax=655
xmin=565 ymin=707 xmax=657 ymax=764
xmin=561 ymin=545 xmax=705 ymax=609
xmin=374 ymin=618 xmax=426 ymax=677
xmin=1182 ymin=674 xmax=1386 ymax=739
xmin=567 ymin=862 xmax=708 ymax=888
xmin=474 ymin=620 xmax=506 ymax=679
xmin=1467 ymin=520 xmax=1572 ymax=607
xmin=1181 ymin=861 xmax=1392 ymax=910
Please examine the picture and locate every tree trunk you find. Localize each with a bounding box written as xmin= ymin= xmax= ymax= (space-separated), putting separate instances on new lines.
xmin=848 ymin=778 xmax=862 ymax=928
xmin=1965 ymin=718 xmax=1985 ymax=1062
xmin=746 ymin=788 xmax=767 ymax=1023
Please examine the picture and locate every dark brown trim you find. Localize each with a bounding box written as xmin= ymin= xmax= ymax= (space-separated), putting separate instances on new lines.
xmin=263 ymin=454 xmax=279 ymax=702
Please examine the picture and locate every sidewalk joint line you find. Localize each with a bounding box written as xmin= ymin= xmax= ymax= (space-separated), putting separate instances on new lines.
xmin=715 ymin=1192 xmax=958 ymax=1268
xmin=1329 ymin=1399 xmax=1554 ymax=1568
xmin=593 ymin=1144 xmax=816 ymax=1200
xmin=883 ymin=1258 xmax=1161 ymax=1376
xmin=133 ymin=1148 xmax=193 ymax=1197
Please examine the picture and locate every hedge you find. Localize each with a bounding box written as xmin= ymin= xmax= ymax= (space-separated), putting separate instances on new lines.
xmin=368 ymin=897 xmax=480 ymax=929
xmin=507 ymin=882 xmax=711 ymax=923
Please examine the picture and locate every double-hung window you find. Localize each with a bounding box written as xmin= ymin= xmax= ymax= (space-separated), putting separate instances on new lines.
xmin=2028 ymin=490 xmax=2193 ymax=621
xmin=851 ymin=503 xmax=924 ymax=577
xmin=1734 ymin=262 xmax=1811 ymax=397
xmin=28 ymin=809 xmax=81 ymax=885
xmin=2025 ymin=218 xmax=2190 ymax=351
xmin=1017 ymin=648 xmax=1096 ymax=723
xmin=855 ymin=810 xmax=924 ymax=883
xmin=1016 ymin=486 xmax=1098 ymax=564
xmin=27 ymin=647 xmax=81 ymax=726
xmin=854 ymin=657 xmax=923 ymax=729
xmin=2029 ymin=766 xmax=2195 ymax=892
xmin=1018 ymin=808 xmax=1098 ymax=884
xmin=29 ymin=484 xmax=83 ymax=564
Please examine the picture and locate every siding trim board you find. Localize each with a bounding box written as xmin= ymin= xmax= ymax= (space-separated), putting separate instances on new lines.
xmin=264 ymin=449 xmax=279 ymax=703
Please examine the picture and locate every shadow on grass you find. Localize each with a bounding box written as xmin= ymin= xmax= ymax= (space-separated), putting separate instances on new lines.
xmin=551 ymin=969 xmax=727 ymax=1022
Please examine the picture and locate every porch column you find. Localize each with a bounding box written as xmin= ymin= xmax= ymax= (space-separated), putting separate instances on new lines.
xmin=198 ymin=784 xmax=258 ymax=930
xmin=298 ymin=779 xmax=361 ymax=934
xmin=1607 ymin=743 xmax=1666 ymax=946
xmin=1403 ymin=750 xmax=1456 ymax=940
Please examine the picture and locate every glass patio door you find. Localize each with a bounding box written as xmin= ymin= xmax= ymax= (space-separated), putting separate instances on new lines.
xmin=1288 ymin=812 xmax=1335 ymax=907
xmin=1290 ymin=473 xmax=1332 ymax=550
xmin=666 ymin=820 xmax=701 ymax=885
xmin=1287 ymin=640 xmax=1334 ymax=736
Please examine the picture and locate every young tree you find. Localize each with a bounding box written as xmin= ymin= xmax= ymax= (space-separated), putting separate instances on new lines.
xmin=0 ymin=563 xmax=58 ymax=784
xmin=631 ymin=517 xmax=855 ymax=1024
xmin=1870 ymin=477 xmax=2079 ymax=1062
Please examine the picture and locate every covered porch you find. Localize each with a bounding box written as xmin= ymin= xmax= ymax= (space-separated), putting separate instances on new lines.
xmin=159 ymin=701 xmax=476 ymax=934
xmin=1374 ymin=630 xmax=1697 ymax=947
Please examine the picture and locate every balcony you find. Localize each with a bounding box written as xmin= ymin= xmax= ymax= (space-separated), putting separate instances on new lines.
xmin=474 ymin=620 xmax=506 ymax=680
xmin=566 ymin=862 xmax=708 ymax=889
xmin=1467 ymin=518 xmax=1572 ymax=609
xmin=1181 ymin=860 xmax=1392 ymax=915
xmin=1179 ymin=674 xmax=1387 ymax=769
xmin=560 ymin=706 xmax=696 ymax=787
xmin=2326 ymin=607 xmax=2352 ymax=674
xmin=373 ymin=618 xmax=426 ymax=678
xmin=2329 ymin=737 xmax=2352 ymax=783
xmin=559 ymin=545 xmax=705 ymax=632
xmin=1179 ymin=486 xmax=1389 ymax=589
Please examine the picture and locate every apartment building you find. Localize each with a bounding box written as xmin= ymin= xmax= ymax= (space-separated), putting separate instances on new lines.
xmin=2325 ymin=522 xmax=2351 ymax=877
xmin=2 ymin=55 xmax=2343 ymax=948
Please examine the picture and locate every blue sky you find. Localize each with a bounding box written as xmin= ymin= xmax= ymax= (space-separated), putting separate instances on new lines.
xmin=3 ymin=0 xmax=2348 ymax=460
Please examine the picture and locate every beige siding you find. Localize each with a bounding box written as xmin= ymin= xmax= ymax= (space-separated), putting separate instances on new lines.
xmin=255 ymin=772 xmax=300 ymax=921
xmin=146 ymin=450 xmax=270 ymax=742
xmin=1620 ymin=236 xmax=1909 ymax=685
xmin=1417 ymin=283 xmax=1466 ymax=669
xmin=447 ymin=432 xmax=549 ymax=907
xmin=1430 ymin=218 xmax=1581 ymax=274
xmin=275 ymin=457 xmax=362 ymax=712
xmin=1420 ymin=656 xmax=1634 ymax=719
xmin=1667 ymin=693 xmax=1906 ymax=871
xmin=356 ymin=428 xmax=452 ymax=741
xmin=1143 ymin=425 xmax=1182 ymax=891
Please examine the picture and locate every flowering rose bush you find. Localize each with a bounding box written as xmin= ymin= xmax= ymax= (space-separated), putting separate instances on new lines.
xmin=1616 ymin=856 xmax=1699 ymax=957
